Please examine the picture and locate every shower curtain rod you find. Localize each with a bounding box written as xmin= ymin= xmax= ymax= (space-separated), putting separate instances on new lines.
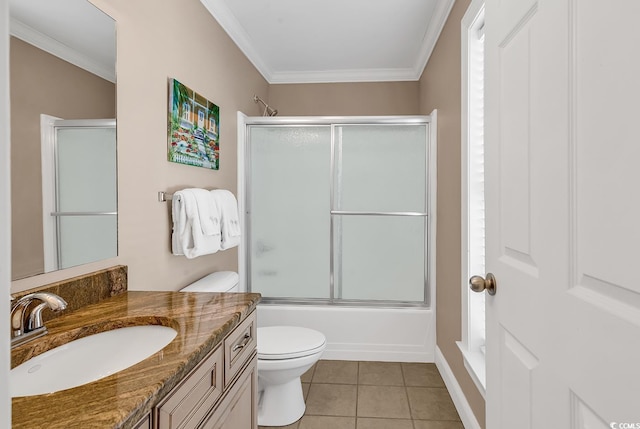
xmin=253 ymin=95 xmax=278 ymax=117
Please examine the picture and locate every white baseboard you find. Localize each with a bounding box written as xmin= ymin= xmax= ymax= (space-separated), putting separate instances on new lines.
xmin=435 ymin=346 xmax=482 ymax=429
xmin=322 ymin=348 xmax=434 ymax=363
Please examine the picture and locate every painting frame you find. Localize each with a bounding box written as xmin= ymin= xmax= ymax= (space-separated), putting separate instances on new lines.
xmin=167 ymin=78 xmax=220 ymax=170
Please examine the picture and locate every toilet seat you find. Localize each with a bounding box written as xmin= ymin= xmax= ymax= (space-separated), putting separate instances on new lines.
xmin=258 ymin=326 xmax=326 ymax=360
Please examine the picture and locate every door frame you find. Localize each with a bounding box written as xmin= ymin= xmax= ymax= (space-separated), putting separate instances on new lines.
xmin=40 ymin=116 xmax=117 ymax=271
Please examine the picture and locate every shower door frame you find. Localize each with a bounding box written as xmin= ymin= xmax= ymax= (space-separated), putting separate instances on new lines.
xmin=237 ymin=113 xmax=438 ymax=308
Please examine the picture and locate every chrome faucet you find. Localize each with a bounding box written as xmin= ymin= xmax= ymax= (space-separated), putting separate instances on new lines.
xmin=10 ymin=292 xmax=67 ymax=348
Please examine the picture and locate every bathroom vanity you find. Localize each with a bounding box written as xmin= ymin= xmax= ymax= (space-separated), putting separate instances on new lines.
xmin=11 ymin=290 xmax=261 ymax=429
xmin=153 ymin=310 xmax=257 ymax=429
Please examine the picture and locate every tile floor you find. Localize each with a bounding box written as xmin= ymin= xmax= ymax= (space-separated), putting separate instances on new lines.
xmin=258 ymin=360 xmax=464 ymax=429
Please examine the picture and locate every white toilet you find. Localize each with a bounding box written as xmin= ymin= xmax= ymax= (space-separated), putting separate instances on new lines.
xmin=180 ymin=271 xmax=326 ymax=427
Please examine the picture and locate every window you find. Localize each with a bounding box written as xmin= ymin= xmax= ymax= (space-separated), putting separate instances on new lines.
xmin=182 ymin=102 xmax=191 ymax=122
xmin=458 ymin=0 xmax=486 ymax=397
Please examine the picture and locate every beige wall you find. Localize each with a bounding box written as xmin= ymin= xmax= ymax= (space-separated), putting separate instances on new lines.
xmin=11 ymin=0 xmax=269 ymax=292
xmin=419 ymin=0 xmax=486 ymax=427
xmin=268 ymin=82 xmax=419 ymax=116
xmin=9 ymin=37 xmax=116 ymax=281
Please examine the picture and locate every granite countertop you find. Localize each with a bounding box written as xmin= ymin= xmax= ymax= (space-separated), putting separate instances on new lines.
xmin=11 ymin=291 xmax=261 ymax=429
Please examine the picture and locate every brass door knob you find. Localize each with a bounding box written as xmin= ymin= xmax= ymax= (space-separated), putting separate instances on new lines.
xmin=469 ymin=273 xmax=497 ymax=296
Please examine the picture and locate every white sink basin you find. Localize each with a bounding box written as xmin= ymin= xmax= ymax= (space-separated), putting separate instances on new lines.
xmin=11 ymin=325 xmax=177 ymax=397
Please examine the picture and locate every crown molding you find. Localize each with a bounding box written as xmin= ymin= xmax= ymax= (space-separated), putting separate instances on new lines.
xmin=201 ymin=0 xmax=455 ymax=84
xmin=9 ymin=17 xmax=115 ymax=83
xmin=199 ymin=0 xmax=274 ymax=82
xmin=269 ymin=68 xmax=419 ymax=84
xmin=413 ymin=0 xmax=456 ymax=79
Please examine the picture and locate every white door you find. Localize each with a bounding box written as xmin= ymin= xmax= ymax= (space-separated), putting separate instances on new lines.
xmin=483 ymin=0 xmax=640 ymax=427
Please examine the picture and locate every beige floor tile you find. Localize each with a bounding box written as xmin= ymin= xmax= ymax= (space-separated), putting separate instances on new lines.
xmin=413 ymin=421 xmax=465 ymax=429
xmin=357 ymin=385 xmax=411 ymax=419
xmin=401 ymin=363 xmax=445 ymax=387
xmin=312 ymin=360 xmax=358 ymax=384
xmin=358 ymin=361 xmax=404 ymax=386
xmin=406 ymin=387 xmax=460 ymax=421
xmin=302 ymin=382 xmax=310 ymax=400
xmin=305 ymin=383 xmax=357 ymax=416
xmin=357 ymin=417 xmax=414 ymax=429
xmin=259 ymin=421 xmax=299 ymax=429
xmin=301 ymin=363 xmax=316 ymax=383
xmin=297 ymin=416 xmax=355 ymax=429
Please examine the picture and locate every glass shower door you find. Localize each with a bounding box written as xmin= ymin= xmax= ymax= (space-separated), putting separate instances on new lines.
xmin=332 ymin=124 xmax=428 ymax=303
xmin=248 ymin=126 xmax=331 ymax=299
xmin=55 ymin=122 xmax=117 ymax=269
xmin=247 ymin=120 xmax=430 ymax=306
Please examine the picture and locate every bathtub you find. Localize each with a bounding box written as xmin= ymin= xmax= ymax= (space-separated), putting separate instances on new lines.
xmin=257 ymin=304 xmax=435 ymax=362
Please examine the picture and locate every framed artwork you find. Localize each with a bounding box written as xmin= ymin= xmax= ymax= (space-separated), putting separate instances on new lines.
xmin=168 ymin=78 xmax=220 ymax=170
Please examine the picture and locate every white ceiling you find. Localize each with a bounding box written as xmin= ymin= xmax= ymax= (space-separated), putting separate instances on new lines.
xmin=8 ymin=0 xmax=454 ymax=86
xmin=9 ymin=0 xmax=116 ymax=83
xmin=200 ymin=0 xmax=455 ymax=84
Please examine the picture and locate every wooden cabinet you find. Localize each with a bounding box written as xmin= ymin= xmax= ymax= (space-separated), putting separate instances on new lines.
xmin=154 ymin=311 xmax=257 ymax=429
xmin=223 ymin=313 xmax=256 ymax=388
xmin=133 ymin=414 xmax=152 ymax=429
xmin=200 ymin=356 xmax=257 ymax=429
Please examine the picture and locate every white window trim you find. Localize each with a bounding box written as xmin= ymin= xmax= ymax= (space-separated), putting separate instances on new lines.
xmin=458 ymin=0 xmax=486 ymax=399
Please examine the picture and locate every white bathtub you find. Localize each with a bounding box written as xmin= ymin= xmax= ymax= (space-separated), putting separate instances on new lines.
xmin=256 ymin=304 xmax=435 ymax=363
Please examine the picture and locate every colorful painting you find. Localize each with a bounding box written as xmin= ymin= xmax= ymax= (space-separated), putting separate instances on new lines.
xmin=168 ymin=78 xmax=220 ymax=170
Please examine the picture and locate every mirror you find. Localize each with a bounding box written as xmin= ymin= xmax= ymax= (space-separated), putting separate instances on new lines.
xmin=9 ymin=0 xmax=117 ymax=281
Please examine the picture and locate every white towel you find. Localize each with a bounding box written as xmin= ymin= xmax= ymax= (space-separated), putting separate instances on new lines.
xmin=171 ymin=188 xmax=221 ymax=258
xmin=192 ymin=188 xmax=221 ymax=236
xmin=211 ymin=189 xmax=241 ymax=250
xmin=171 ymin=191 xmax=186 ymax=256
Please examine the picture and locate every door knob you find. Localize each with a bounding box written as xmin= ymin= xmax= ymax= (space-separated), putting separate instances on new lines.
xmin=469 ymin=273 xmax=497 ymax=296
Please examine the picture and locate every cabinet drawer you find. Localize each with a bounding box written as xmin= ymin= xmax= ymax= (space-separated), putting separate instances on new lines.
xmin=224 ymin=312 xmax=257 ymax=387
xmin=157 ymin=346 xmax=224 ymax=429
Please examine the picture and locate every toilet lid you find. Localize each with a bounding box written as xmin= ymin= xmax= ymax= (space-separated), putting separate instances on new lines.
xmin=257 ymin=326 xmax=326 ymax=360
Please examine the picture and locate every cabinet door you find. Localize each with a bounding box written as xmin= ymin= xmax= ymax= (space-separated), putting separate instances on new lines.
xmin=156 ymin=346 xmax=224 ymax=429
xmin=133 ymin=414 xmax=151 ymax=429
xmin=201 ymin=355 xmax=257 ymax=429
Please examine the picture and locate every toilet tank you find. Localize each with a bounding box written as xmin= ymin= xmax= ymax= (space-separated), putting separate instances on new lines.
xmin=180 ymin=271 xmax=239 ymax=293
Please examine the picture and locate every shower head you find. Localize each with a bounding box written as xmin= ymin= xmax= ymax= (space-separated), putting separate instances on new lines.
xmin=254 ymin=95 xmax=278 ymax=117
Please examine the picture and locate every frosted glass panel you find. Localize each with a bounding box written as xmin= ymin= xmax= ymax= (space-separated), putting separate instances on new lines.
xmin=335 ymin=125 xmax=427 ymax=212
xmin=249 ymin=126 xmax=331 ymax=298
xmin=59 ymin=216 xmax=117 ymax=269
xmin=56 ymin=126 xmax=117 ymax=269
xmin=335 ymin=215 xmax=425 ymax=302
xmin=57 ymin=127 xmax=117 ymax=212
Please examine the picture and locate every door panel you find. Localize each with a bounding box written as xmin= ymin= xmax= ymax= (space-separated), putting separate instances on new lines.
xmin=499 ymin=24 xmax=535 ymax=268
xmin=54 ymin=123 xmax=116 ymax=269
xmin=334 ymin=125 xmax=427 ymax=213
xmin=335 ymin=215 xmax=425 ymax=302
xmin=499 ymin=328 xmax=538 ymax=429
xmin=248 ymin=126 xmax=331 ymax=299
xmin=486 ymin=0 xmax=640 ymax=427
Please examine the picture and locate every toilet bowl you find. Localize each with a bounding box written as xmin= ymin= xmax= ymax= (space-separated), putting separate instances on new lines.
xmin=180 ymin=272 xmax=326 ymax=427
xmin=257 ymin=326 xmax=326 ymax=426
